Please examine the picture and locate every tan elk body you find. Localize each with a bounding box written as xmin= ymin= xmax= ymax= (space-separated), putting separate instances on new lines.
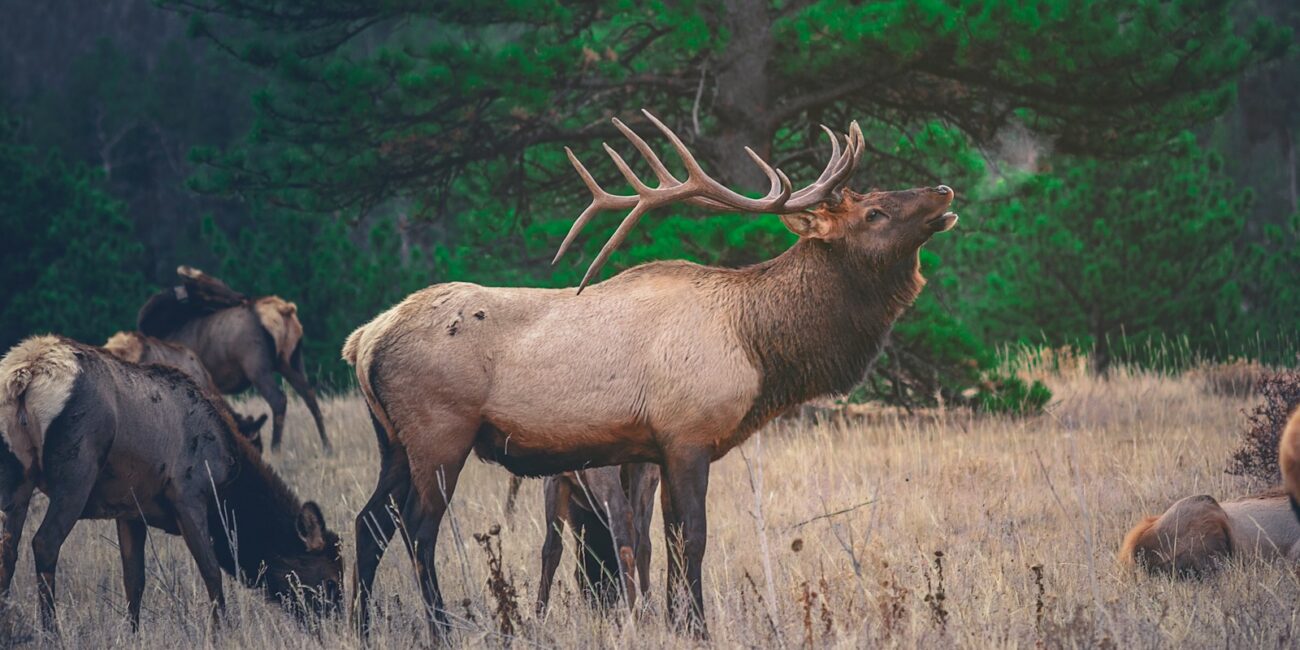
xmin=344 ymin=110 xmax=958 ymax=637
xmin=1119 ymin=407 xmax=1300 ymax=577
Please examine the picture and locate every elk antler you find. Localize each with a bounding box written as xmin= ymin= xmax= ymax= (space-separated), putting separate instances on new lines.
xmin=555 ymin=109 xmax=864 ymax=293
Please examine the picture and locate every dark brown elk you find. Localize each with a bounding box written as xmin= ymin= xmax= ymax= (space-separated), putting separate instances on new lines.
xmin=343 ymin=110 xmax=958 ymax=637
xmin=103 ymin=330 xmax=268 ymax=443
xmin=139 ymin=267 xmax=330 ymax=451
xmin=536 ymin=463 xmax=659 ymax=616
xmin=0 ymin=336 xmax=342 ymax=631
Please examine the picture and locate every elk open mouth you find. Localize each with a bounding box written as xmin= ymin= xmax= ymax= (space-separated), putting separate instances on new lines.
xmin=926 ymin=211 xmax=959 ymax=232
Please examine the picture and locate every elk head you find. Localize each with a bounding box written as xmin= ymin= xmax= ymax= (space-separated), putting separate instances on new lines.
xmin=554 ymin=109 xmax=958 ymax=291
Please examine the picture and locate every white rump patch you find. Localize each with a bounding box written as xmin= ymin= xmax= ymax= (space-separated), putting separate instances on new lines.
xmin=103 ymin=331 xmax=144 ymax=363
xmin=0 ymin=335 xmax=80 ymax=471
xmin=255 ymin=296 xmax=303 ymax=366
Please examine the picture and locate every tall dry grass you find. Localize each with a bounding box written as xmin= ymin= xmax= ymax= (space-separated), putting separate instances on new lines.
xmin=1 ymin=365 xmax=1295 ymax=648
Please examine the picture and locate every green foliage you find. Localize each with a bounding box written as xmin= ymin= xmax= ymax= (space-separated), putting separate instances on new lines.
xmin=961 ymin=133 xmax=1251 ymax=373
xmin=973 ymin=374 xmax=1053 ymax=415
xmin=0 ymin=114 xmax=148 ymax=350
xmin=152 ymin=0 xmax=1289 ymax=396
xmin=1241 ymin=211 xmax=1300 ymax=363
xmin=169 ymin=0 xmax=1286 ymax=215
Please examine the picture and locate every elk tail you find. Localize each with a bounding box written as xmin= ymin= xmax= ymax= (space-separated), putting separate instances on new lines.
xmin=0 ymin=335 xmax=81 ymax=473
xmin=343 ymin=321 xmax=398 ymax=454
xmin=1280 ymin=406 xmax=1300 ymax=523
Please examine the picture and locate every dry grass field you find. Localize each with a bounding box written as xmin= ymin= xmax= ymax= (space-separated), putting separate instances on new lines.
xmin=2 ymin=363 xmax=1297 ymax=648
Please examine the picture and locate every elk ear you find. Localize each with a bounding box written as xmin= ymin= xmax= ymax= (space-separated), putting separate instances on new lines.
xmin=779 ymin=209 xmax=843 ymax=240
xmin=297 ymin=502 xmax=328 ymax=551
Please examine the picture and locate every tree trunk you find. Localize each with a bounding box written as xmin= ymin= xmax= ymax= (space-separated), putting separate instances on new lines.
xmin=1284 ymin=125 xmax=1298 ymax=215
xmin=701 ymin=0 xmax=775 ymax=191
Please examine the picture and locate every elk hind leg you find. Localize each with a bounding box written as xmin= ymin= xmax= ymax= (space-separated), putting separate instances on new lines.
xmin=353 ymin=430 xmax=412 ymax=634
xmin=278 ymin=349 xmax=330 ymax=451
xmin=395 ymin=407 xmax=478 ymax=641
xmin=0 ymin=481 xmax=32 ymax=597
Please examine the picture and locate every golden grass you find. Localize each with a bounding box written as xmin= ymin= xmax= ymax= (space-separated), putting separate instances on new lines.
xmin=2 ymin=367 xmax=1297 ymax=648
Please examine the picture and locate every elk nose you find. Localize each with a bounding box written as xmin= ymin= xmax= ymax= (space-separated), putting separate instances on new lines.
xmin=932 ymin=185 xmax=953 ymax=196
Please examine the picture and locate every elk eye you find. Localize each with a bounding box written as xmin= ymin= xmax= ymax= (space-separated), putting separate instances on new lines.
xmin=866 ymin=209 xmax=885 ymax=222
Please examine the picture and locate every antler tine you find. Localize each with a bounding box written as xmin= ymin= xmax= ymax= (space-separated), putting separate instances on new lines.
xmin=576 ymin=202 xmax=651 ymax=293
xmin=641 ymin=110 xmax=789 ymax=211
xmin=743 ymin=146 xmax=792 ymax=206
xmin=846 ymin=121 xmax=864 ymax=175
xmin=611 ymin=117 xmax=679 ymax=186
xmin=783 ymin=121 xmax=866 ymax=212
xmin=603 ymin=143 xmax=654 ymax=194
xmin=553 ymin=147 xmax=636 ymax=264
xmin=812 ymin=125 xmax=843 ymax=185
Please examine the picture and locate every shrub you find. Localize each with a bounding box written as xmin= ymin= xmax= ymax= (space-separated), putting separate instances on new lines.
xmin=973 ymin=373 xmax=1053 ymax=415
xmin=1226 ymin=371 xmax=1300 ymax=483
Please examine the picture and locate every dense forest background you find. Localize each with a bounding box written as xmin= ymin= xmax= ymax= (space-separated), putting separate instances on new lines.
xmin=1 ymin=0 xmax=1297 ymax=401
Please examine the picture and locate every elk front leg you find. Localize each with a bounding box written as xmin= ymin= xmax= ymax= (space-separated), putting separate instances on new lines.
xmin=174 ymin=501 xmax=225 ymax=628
xmin=536 ymin=476 xmax=570 ymax=617
xmin=660 ymin=450 xmax=710 ymax=638
xmin=116 ymin=519 xmax=148 ymax=630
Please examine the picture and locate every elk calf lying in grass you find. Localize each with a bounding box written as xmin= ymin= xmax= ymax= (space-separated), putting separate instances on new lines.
xmin=1122 ymin=406 xmax=1300 ymax=577
xmin=103 ymin=331 xmax=268 ymax=442
xmin=537 ymin=463 xmax=659 ymax=616
xmin=0 ymin=336 xmax=342 ymax=631
xmin=1120 ymin=490 xmax=1300 ymax=577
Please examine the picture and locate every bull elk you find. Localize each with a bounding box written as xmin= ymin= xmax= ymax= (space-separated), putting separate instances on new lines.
xmin=0 ymin=336 xmax=342 ymax=630
xmin=343 ymin=110 xmax=958 ymax=637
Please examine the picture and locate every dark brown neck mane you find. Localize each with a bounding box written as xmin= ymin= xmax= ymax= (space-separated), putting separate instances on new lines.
xmin=206 ymin=433 xmax=308 ymax=586
xmin=716 ymin=238 xmax=924 ymax=432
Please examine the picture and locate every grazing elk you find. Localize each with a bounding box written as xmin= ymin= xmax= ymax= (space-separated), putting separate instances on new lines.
xmin=1120 ymin=490 xmax=1300 ymax=577
xmin=103 ymin=330 xmax=268 ymax=443
xmin=343 ymin=110 xmax=958 ymax=637
xmin=536 ymin=463 xmax=659 ymax=616
xmin=139 ymin=267 xmax=330 ymax=451
xmin=0 ymin=336 xmax=342 ymax=631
